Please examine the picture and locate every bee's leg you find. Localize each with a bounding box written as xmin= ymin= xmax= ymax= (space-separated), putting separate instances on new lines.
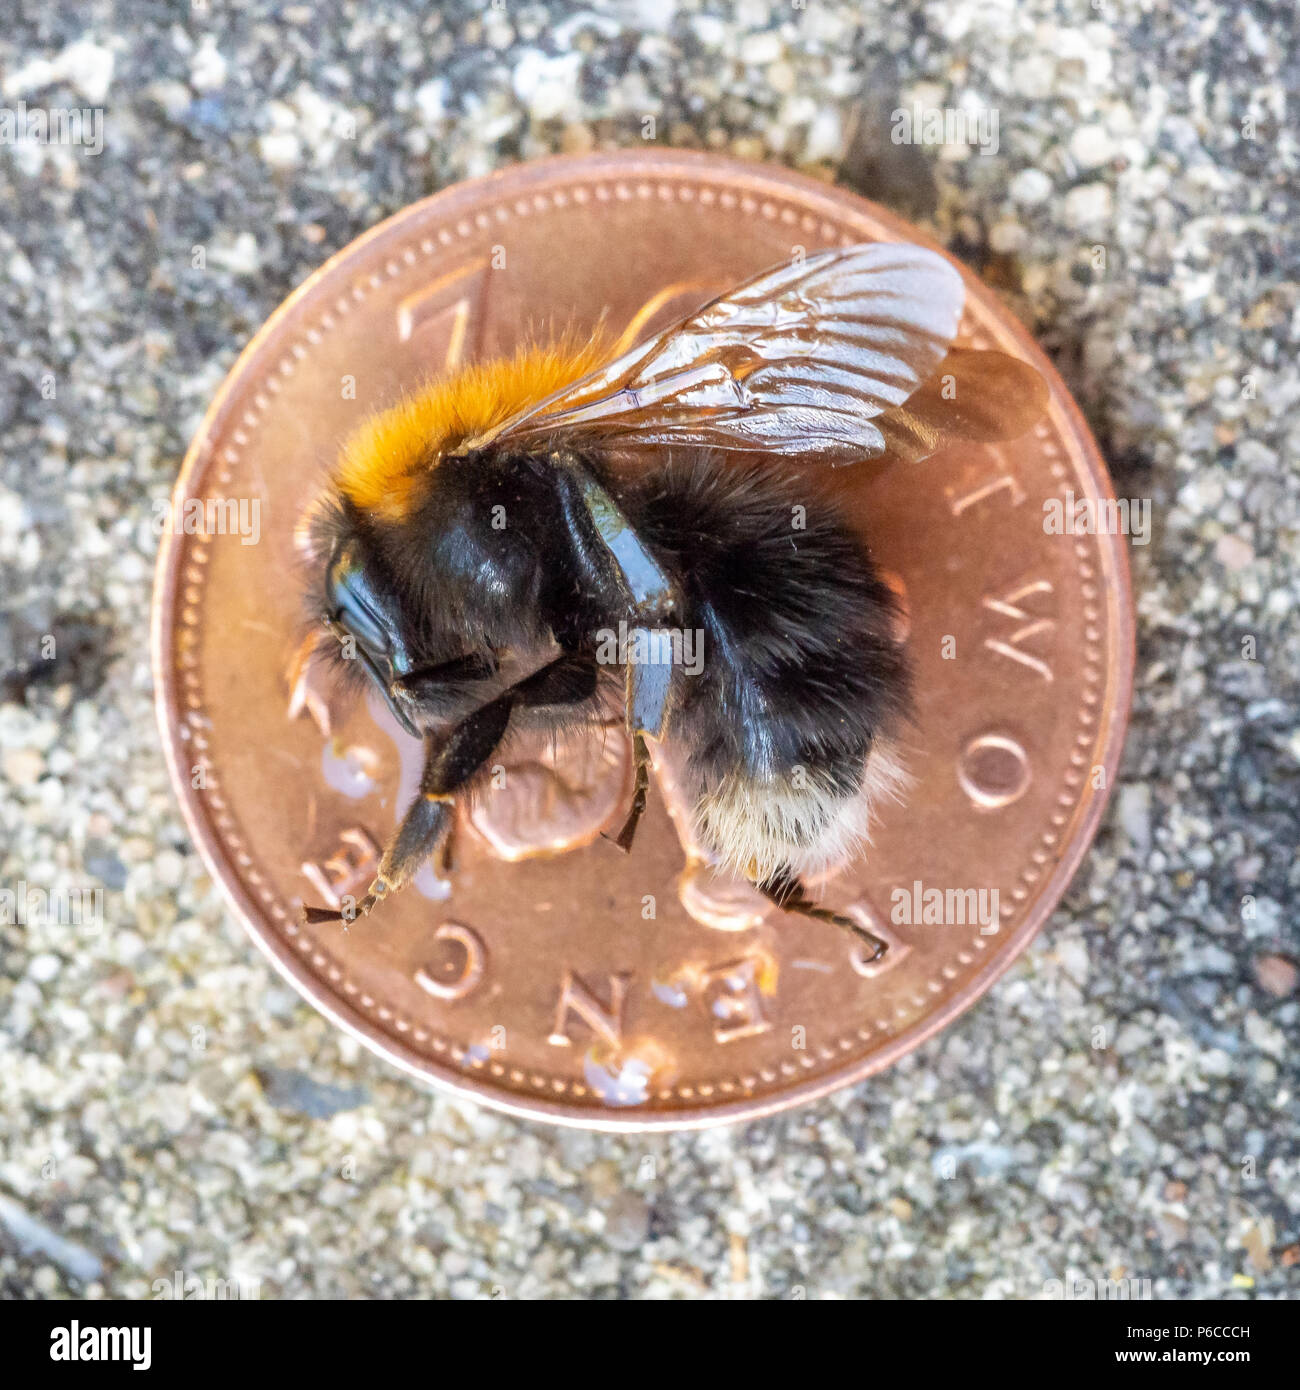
xmin=549 ymin=456 xmax=676 ymax=619
xmin=438 ymin=814 xmax=457 ymax=876
xmin=544 ymin=457 xmax=681 ymax=857
xmin=607 ymin=730 xmax=650 ymax=853
xmin=301 ymin=692 xmax=514 ymax=927
xmin=756 ymin=867 xmax=888 ymax=962
xmin=300 ymin=653 xmax=598 ymax=927
xmin=387 ymin=651 xmax=498 ymax=723
xmin=510 ymin=650 xmax=600 ymax=711
xmin=605 ymin=645 xmax=671 ymax=854
xmin=369 ymin=656 xmax=599 ymax=901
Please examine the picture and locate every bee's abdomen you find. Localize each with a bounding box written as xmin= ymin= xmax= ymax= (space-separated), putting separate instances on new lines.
xmin=621 ymin=451 xmax=910 ymax=879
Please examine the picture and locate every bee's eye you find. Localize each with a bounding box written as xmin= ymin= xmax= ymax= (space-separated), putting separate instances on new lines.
xmin=325 ymin=544 xmax=393 ymax=658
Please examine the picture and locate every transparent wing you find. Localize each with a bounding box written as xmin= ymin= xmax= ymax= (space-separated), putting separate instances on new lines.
xmin=474 ymin=242 xmax=976 ymax=465
xmin=871 ymin=346 xmax=1049 ymax=464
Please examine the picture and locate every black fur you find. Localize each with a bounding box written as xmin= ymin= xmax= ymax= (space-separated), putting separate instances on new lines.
xmin=307 ymin=444 xmax=908 ymax=805
xmin=620 ymin=452 xmax=909 ymax=796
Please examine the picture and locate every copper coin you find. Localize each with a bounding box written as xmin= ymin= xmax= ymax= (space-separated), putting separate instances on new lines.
xmin=152 ymin=151 xmax=1134 ymax=1130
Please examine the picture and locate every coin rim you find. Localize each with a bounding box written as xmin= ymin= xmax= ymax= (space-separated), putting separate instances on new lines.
xmin=151 ymin=149 xmax=1135 ymax=1132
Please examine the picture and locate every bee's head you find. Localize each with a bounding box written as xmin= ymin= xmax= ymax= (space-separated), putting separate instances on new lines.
xmin=323 ymin=537 xmax=408 ymax=668
xmin=317 ymin=522 xmax=421 ymax=737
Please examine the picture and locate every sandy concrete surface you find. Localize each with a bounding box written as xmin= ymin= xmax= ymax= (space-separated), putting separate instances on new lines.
xmin=0 ymin=1 xmax=1296 ymax=1298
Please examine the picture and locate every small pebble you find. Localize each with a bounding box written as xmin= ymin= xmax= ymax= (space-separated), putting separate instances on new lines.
xmin=602 ymin=1192 xmax=651 ymax=1252
xmin=4 ymin=748 xmax=45 ymax=786
xmin=1254 ymin=955 xmax=1298 ymax=998
xmin=1062 ymin=182 xmax=1113 ymax=228
xmin=1214 ymin=534 xmax=1255 ymax=570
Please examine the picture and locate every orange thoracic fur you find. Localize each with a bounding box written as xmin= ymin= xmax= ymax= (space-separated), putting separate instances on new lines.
xmin=335 ymin=337 xmax=611 ymax=522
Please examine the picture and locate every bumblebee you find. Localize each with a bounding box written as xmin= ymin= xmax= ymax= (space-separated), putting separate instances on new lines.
xmin=300 ymin=242 xmax=1047 ymax=959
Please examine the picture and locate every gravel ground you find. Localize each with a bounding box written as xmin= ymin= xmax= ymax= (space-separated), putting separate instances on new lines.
xmin=1 ymin=0 xmax=1297 ymax=1300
